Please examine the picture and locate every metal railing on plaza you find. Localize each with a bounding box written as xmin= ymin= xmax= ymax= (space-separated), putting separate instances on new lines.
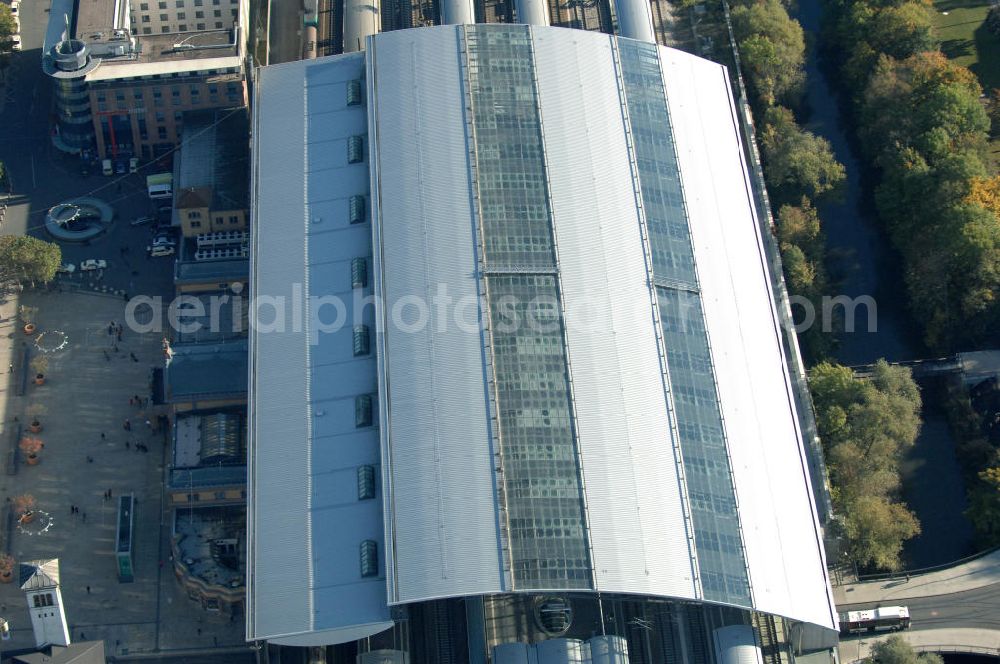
xmin=855 ymin=545 xmax=1000 ymax=583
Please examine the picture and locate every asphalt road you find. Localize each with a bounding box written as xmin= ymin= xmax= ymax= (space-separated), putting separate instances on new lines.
xmin=839 ymin=583 xmax=1000 ymax=633
xmin=0 ymin=1 xmax=174 ymax=300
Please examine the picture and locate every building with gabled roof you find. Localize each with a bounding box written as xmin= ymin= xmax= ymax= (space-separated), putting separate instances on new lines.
xmin=19 ymin=560 xmax=70 ymax=649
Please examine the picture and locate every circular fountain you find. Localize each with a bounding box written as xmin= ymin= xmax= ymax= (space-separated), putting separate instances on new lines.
xmin=44 ymin=196 xmax=114 ymax=242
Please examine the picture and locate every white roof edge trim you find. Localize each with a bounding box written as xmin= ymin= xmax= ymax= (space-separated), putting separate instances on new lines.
xmin=245 ymin=66 xmax=261 ymax=642
xmin=715 ymin=70 xmax=837 ymax=629
xmin=265 ymin=620 xmax=396 ymax=647
xmin=367 ymin=39 xmax=399 ymax=606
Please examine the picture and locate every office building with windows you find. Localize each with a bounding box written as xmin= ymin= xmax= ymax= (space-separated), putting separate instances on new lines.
xmin=248 ymin=24 xmax=838 ymax=664
xmin=42 ymin=0 xmax=248 ymax=160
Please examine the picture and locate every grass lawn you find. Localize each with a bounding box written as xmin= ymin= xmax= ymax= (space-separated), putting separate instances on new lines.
xmin=932 ymin=0 xmax=1000 ymax=93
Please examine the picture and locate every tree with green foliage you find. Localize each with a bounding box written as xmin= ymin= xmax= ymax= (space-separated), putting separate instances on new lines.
xmin=0 ymin=5 xmax=15 ymax=42
xmin=0 ymin=4 xmax=15 ymax=72
xmin=760 ymin=106 xmax=846 ymax=204
xmin=0 ymin=7 xmax=14 ymax=45
xmin=866 ymin=2 xmax=936 ymax=60
xmin=987 ymin=5 xmax=1000 ymax=37
xmin=810 ymin=360 xmax=922 ymax=571
xmin=866 ymin=635 xmax=943 ymax=663
xmin=966 ymin=467 xmax=1000 ymax=546
xmin=860 ymin=53 xmax=989 ymax=165
xmin=850 ymin=50 xmax=997 ymax=350
xmin=988 ymin=89 xmax=1000 ymax=136
xmin=731 ymin=0 xmax=806 ymax=108
xmin=776 ymin=199 xmax=833 ymax=360
xmin=0 ymin=237 xmax=62 ymax=293
xmin=843 ymin=495 xmax=920 ymax=571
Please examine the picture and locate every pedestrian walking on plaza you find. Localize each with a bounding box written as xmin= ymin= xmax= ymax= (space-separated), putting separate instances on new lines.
xmin=124 ymin=419 xmax=131 ymax=431
xmin=86 ymin=456 xmax=93 ymax=463
xmin=103 ymin=350 xmax=110 ymax=361
xmin=86 ymin=585 xmax=90 ymax=594
xmin=145 ymin=419 xmax=151 ymax=429
xmin=129 ymin=397 xmax=134 ymax=406
xmin=100 ymin=432 xmax=105 ymax=440
xmin=7 ymin=362 xmax=12 ymax=373
xmin=125 ymin=441 xmax=130 ymax=450
xmin=130 ymin=352 xmax=138 ymax=362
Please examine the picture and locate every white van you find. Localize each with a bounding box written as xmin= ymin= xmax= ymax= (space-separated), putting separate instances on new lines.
xmin=129 ymin=157 xmax=139 ymax=173
xmin=102 ymin=159 xmax=113 ymax=176
xmin=146 ymin=173 xmax=173 ymax=199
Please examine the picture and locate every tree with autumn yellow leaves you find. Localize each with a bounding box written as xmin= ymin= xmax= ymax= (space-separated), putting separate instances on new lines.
xmin=966 ymin=176 xmax=1000 ymax=217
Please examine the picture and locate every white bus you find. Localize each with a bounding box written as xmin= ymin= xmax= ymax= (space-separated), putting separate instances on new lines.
xmin=839 ymin=606 xmax=911 ymax=635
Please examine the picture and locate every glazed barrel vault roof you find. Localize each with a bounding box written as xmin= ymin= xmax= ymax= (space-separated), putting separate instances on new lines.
xmin=248 ymin=24 xmax=837 ymax=646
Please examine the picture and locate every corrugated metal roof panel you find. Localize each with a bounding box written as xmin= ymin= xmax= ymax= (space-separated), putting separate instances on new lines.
xmin=303 ymin=55 xmax=390 ymax=637
xmin=660 ymin=47 xmax=836 ymax=631
xmin=533 ymin=28 xmax=697 ymax=599
xmin=249 ymin=60 xmax=314 ymax=641
xmin=371 ymin=27 xmax=504 ymax=604
xmin=251 ymin=53 xmax=392 ymax=643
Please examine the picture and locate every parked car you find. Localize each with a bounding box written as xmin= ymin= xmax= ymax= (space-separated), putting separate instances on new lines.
xmin=114 ymin=161 xmax=127 ymax=175
xmin=131 ymin=216 xmax=155 ymax=226
xmin=147 ymin=245 xmax=175 ymax=257
xmin=56 ymin=263 xmax=76 ymax=274
xmin=129 ymin=157 xmax=139 ymax=173
xmin=79 ymin=259 xmax=107 ymax=271
xmin=11 ymin=35 xmax=21 ymax=51
xmin=152 ymin=238 xmax=176 ymax=249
